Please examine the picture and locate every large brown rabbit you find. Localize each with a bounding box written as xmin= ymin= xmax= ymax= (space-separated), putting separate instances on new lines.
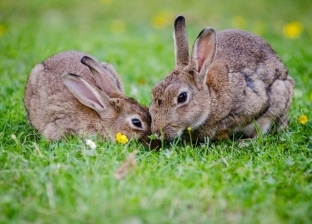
xmin=24 ymin=51 xmax=152 ymax=143
xmin=149 ymin=15 xmax=294 ymax=142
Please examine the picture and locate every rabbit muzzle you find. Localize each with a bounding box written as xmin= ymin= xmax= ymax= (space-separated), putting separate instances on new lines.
xmin=151 ymin=121 xmax=184 ymax=141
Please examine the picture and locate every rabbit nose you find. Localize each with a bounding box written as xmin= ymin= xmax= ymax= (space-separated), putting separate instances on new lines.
xmin=151 ymin=125 xmax=160 ymax=136
xmin=151 ymin=119 xmax=161 ymax=134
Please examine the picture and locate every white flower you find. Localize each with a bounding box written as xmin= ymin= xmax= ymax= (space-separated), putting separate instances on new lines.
xmin=85 ymin=139 xmax=96 ymax=150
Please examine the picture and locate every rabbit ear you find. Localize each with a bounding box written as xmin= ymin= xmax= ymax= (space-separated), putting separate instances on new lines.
xmin=62 ymin=73 xmax=116 ymax=119
xmin=190 ymin=27 xmax=217 ymax=82
xmin=81 ymin=56 xmax=123 ymax=97
xmin=100 ymin=62 xmax=124 ymax=92
xmin=174 ymin=15 xmax=189 ymax=69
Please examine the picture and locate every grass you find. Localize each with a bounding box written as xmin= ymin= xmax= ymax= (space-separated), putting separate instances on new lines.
xmin=0 ymin=0 xmax=312 ymax=223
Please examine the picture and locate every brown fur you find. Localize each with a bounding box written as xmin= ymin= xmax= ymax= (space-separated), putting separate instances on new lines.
xmin=24 ymin=51 xmax=152 ymax=142
xmin=149 ymin=15 xmax=294 ymax=142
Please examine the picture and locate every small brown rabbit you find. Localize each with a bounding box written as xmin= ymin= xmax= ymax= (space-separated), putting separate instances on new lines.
xmin=149 ymin=15 xmax=294 ymax=142
xmin=24 ymin=51 xmax=152 ymax=142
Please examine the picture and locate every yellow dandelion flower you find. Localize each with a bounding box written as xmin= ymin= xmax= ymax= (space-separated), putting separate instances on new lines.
xmin=283 ymin=21 xmax=303 ymax=39
xmin=232 ymin=16 xmax=247 ymax=29
xmin=116 ymin=132 xmax=129 ymax=144
xmin=187 ymin=127 xmax=192 ymax=132
xmin=299 ymin=115 xmax=308 ymax=125
xmin=110 ymin=20 xmax=125 ymax=34
xmin=151 ymin=11 xmax=173 ymax=29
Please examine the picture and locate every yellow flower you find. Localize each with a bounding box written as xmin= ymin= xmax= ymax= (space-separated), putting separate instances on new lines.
xmin=232 ymin=16 xmax=247 ymax=29
xmin=110 ymin=20 xmax=125 ymax=34
xmin=187 ymin=127 xmax=192 ymax=132
xmin=299 ymin=115 xmax=308 ymax=125
xmin=283 ymin=21 xmax=303 ymax=39
xmin=151 ymin=11 xmax=173 ymax=29
xmin=116 ymin=132 xmax=129 ymax=144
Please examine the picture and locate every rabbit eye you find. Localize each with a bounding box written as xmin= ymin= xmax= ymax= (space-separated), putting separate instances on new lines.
xmin=177 ymin=92 xmax=188 ymax=104
xmin=131 ymin=118 xmax=142 ymax=128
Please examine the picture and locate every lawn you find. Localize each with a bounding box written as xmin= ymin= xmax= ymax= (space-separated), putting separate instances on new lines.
xmin=0 ymin=0 xmax=311 ymax=223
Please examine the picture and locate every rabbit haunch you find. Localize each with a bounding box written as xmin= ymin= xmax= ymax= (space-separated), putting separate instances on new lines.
xmin=24 ymin=51 xmax=152 ymax=141
xmin=149 ymin=15 xmax=294 ymax=142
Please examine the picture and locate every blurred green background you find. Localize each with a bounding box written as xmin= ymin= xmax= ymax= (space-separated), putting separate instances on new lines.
xmin=1 ymin=0 xmax=311 ymax=97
